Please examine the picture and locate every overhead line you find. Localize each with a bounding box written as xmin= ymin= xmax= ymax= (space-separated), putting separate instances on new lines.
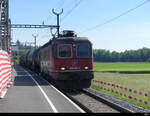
xmin=61 ymin=0 xmax=84 ymax=23
xmin=43 ymin=0 xmax=65 ymax=25
xmin=56 ymin=0 xmax=65 ymax=9
xmin=79 ymin=0 xmax=150 ymax=34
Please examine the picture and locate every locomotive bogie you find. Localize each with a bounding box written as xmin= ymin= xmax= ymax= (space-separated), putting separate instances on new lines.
xmin=53 ymin=79 xmax=92 ymax=90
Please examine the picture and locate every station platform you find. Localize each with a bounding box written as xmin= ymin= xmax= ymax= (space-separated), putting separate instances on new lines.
xmin=0 ymin=65 xmax=85 ymax=113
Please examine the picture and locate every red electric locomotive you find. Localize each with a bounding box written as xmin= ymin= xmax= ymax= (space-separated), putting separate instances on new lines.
xmin=21 ymin=30 xmax=94 ymax=90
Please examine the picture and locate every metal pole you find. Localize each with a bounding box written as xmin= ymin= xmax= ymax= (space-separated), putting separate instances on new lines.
xmin=32 ymin=34 xmax=38 ymax=49
xmin=52 ymin=9 xmax=63 ymax=37
xmin=0 ymin=0 xmax=9 ymax=52
xmin=0 ymin=2 xmax=2 ymax=49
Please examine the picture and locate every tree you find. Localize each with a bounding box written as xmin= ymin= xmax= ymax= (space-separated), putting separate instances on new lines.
xmin=93 ymin=47 xmax=150 ymax=62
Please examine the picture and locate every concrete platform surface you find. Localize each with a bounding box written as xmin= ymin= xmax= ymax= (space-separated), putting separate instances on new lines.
xmin=0 ymin=65 xmax=85 ymax=113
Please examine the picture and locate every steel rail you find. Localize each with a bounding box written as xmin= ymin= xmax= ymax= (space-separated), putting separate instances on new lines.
xmin=82 ymin=88 xmax=134 ymax=113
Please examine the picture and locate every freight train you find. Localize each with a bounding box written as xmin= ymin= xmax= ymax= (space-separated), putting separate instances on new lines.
xmin=20 ymin=30 xmax=94 ymax=90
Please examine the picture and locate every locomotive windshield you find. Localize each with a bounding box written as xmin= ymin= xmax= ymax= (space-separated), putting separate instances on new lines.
xmin=77 ymin=43 xmax=91 ymax=58
xmin=58 ymin=44 xmax=72 ymax=58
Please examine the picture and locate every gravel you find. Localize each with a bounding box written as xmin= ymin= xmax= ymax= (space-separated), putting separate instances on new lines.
xmin=69 ymin=91 xmax=119 ymax=113
xmin=84 ymin=88 xmax=150 ymax=113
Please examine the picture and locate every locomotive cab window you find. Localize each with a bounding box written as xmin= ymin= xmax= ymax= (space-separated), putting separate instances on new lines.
xmin=58 ymin=44 xmax=72 ymax=58
xmin=77 ymin=43 xmax=91 ymax=58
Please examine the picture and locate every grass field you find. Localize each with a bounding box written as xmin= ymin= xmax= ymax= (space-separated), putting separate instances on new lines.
xmin=92 ymin=62 xmax=150 ymax=110
xmin=94 ymin=62 xmax=150 ymax=73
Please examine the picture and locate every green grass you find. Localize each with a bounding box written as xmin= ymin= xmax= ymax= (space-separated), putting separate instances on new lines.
xmin=92 ymin=62 xmax=150 ymax=110
xmin=94 ymin=62 xmax=150 ymax=73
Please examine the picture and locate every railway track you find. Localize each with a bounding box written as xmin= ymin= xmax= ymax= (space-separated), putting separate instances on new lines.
xmin=65 ymin=89 xmax=121 ymax=113
xmin=64 ymin=88 xmax=150 ymax=113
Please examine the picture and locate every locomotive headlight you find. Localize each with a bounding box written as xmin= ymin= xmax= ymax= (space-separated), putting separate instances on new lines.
xmin=84 ymin=67 xmax=89 ymax=70
xmin=60 ymin=67 xmax=66 ymax=71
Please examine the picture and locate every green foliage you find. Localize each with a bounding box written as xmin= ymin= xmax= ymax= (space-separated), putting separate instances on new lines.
xmin=93 ymin=47 xmax=150 ymax=62
xmin=12 ymin=40 xmax=35 ymax=64
xmin=146 ymin=58 xmax=150 ymax=63
xmin=15 ymin=40 xmax=35 ymax=57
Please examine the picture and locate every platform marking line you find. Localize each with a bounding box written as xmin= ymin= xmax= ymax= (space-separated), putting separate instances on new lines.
xmin=23 ymin=70 xmax=58 ymax=113
xmin=33 ymin=73 xmax=85 ymax=113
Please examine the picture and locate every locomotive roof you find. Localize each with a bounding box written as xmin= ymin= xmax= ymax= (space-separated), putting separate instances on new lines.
xmin=57 ymin=37 xmax=89 ymax=41
xmin=41 ymin=37 xmax=92 ymax=49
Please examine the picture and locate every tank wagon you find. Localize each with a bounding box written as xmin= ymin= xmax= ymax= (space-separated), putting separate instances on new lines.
xmin=20 ymin=30 xmax=94 ymax=89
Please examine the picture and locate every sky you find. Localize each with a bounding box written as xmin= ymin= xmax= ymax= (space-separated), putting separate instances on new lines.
xmin=9 ymin=0 xmax=150 ymax=52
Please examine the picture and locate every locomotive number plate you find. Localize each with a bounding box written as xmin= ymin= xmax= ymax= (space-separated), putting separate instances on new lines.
xmin=70 ymin=67 xmax=80 ymax=70
xmin=72 ymin=60 xmax=78 ymax=66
